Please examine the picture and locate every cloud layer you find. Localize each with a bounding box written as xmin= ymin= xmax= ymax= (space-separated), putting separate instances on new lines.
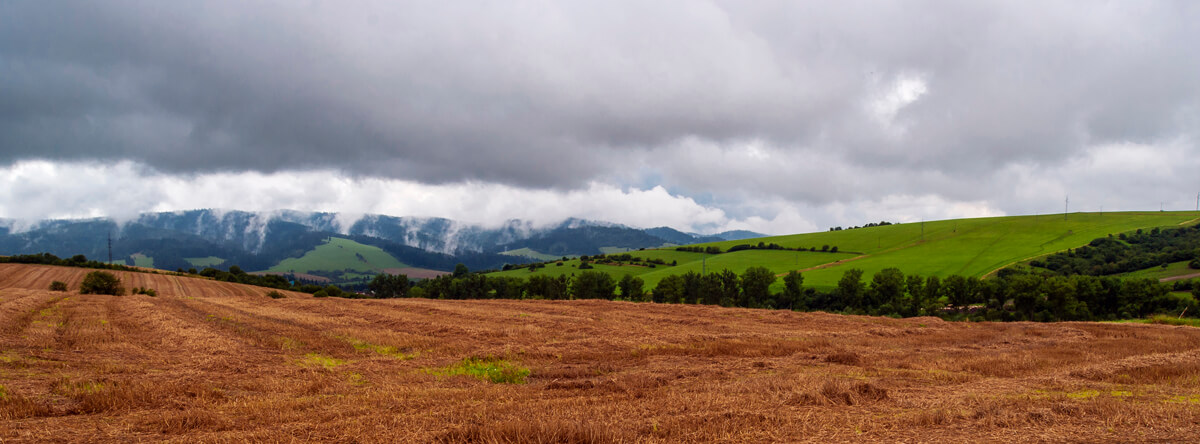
xmin=1 ymin=2 xmax=1198 ymax=232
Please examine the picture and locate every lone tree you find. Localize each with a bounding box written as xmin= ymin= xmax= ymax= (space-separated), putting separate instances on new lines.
xmin=79 ymin=271 xmax=125 ymax=296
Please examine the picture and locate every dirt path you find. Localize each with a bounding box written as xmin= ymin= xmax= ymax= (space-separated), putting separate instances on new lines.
xmin=1161 ymin=271 xmax=1200 ymax=282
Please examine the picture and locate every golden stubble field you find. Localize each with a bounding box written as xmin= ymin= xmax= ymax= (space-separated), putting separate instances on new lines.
xmin=2 ymin=263 xmax=1199 ymax=442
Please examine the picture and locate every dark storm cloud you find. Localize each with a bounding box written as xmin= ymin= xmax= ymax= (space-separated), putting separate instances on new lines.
xmin=2 ymin=1 xmax=1198 ymax=198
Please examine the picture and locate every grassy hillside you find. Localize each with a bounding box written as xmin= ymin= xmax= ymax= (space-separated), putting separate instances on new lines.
xmin=185 ymin=256 xmax=225 ymax=267
xmin=129 ymin=253 xmax=154 ymax=268
xmin=1120 ymin=260 xmax=1200 ymax=281
xmin=499 ymin=248 xmax=561 ymax=262
xmin=264 ymin=237 xmax=406 ymax=275
xmin=489 ymin=211 xmax=1200 ymax=289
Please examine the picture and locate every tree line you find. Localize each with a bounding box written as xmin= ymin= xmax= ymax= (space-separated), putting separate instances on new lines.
xmin=359 ymin=264 xmax=1198 ymax=323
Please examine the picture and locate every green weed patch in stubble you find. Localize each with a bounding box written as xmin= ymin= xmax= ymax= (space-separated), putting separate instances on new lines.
xmin=430 ymin=357 xmax=530 ymax=384
xmin=300 ymin=353 xmax=346 ymax=371
xmin=333 ymin=334 xmax=418 ymax=360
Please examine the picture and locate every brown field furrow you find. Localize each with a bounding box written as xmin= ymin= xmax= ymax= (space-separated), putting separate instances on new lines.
xmin=4 ymin=263 xmax=1200 ymax=442
xmin=100 ymin=294 xmax=259 ymax=366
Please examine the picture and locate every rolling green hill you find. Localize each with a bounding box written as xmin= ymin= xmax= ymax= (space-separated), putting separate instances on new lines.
xmin=1119 ymin=261 xmax=1199 ymax=281
xmin=487 ymin=212 xmax=1200 ymax=290
xmin=263 ymin=237 xmax=407 ymax=275
xmin=499 ymin=248 xmax=562 ymax=262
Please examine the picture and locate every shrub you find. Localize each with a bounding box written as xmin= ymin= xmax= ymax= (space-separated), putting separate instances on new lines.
xmin=313 ymin=290 xmax=329 ymax=298
xmin=132 ymin=287 xmax=157 ymax=297
xmin=49 ymin=281 xmax=68 ymax=292
xmin=79 ymin=271 xmax=124 ymax=296
xmin=267 ymin=290 xmax=286 ymax=299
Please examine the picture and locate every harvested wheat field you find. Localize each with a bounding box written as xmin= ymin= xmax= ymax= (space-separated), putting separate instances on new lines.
xmin=2 ymin=264 xmax=1200 ymax=442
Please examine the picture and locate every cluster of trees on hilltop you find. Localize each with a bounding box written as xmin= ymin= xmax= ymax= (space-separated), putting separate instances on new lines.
xmin=829 ymin=221 xmax=894 ymax=231
xmin=727 ymin=242 xmax=842 ymax=253
xmin=676 ymin=246 xmax=724 ymax=254
xmin=679 ymin=243 xmax=845 ymax=255
xmin=1031 ymin=225 xmax=1200 ymax=276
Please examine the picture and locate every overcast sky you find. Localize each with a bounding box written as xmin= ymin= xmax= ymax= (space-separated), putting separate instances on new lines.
xmin=2 ymin=1 xmax=1199 ymax=234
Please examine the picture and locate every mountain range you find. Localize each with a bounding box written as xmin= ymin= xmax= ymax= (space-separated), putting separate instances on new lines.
xmin=0 ymin=209 xmax=763 ymax=273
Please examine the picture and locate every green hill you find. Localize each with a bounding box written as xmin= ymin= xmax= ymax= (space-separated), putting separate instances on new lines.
xmin=263 ymin=237 xmax=407 ymax=276
xmin=499 ymin=248 xmax=562 ymax=262
xmin=487 ymin=211 xmax=1200 ymax=290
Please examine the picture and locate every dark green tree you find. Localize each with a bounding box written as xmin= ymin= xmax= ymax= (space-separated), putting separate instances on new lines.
xmin=943 ymin=275 xmax=970 ymax=309
xmin=740 ymin=266 xmax=777 ymax=308
xmin=653 ymin=275 xmax=686 ymax=304
xmin=869 ymin=268 xmax=905 ymax=311
xmin=781 ymin=271 xmax=804 ymax=310
xmin=618 ymin=274 xmax=645 ymax=301
xmin=921 ymin=276 xmax=943 ymax=315
xmin=682 ymin=271 xmax=705 ymax=304
xmin=572 ymin=271 xmax=616 ymax=300
xmin=79 ymin=271 xmax=124 ymax=296
xmin=836 ymin=269 xmax=866 ymax=310
xmin=903 ymin=274 xmax=925 ymax=317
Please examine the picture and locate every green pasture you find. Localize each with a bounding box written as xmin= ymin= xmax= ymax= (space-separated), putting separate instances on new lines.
xmin=1120 ymin=261 xmax=1200 ymax=281
xmin=130 ymin=253 xmax=154 ymax=268
xmin=499 ymin=248 xmax=563 ymax=262
xmin=634 ymin=250 xmax=857 ymax=288
xmin=486 ymin=211 xmax=1200 ymax=290
xmin=263 ymin=237 xmax=406 ymax=274
xmin=185 ymin=256 xmax=225 ymax=267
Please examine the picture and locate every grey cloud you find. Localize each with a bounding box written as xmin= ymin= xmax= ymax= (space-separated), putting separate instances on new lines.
xmin=1 ymin=1 xmax=1198 ymax=205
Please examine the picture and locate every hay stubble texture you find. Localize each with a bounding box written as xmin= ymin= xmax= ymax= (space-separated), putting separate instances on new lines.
xmin=2 ymin=263 xmax=1199 ymax=442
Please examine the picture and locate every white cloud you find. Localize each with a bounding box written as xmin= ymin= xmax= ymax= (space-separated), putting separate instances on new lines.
xmin=0 ymin=160 xmax=790 ymax=234
xmin=868 ymin=72 xmax=929 ymax=134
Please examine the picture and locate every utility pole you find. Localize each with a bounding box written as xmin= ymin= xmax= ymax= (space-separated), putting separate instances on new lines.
xmin=920 ymin=220 xmax=925 ymax=241
xmin=107 ymin=230 xmax=113 ymax=265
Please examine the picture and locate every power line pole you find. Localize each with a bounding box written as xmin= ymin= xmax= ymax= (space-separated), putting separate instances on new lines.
xmin=107 ymin=230 xmax=113 ymax=265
